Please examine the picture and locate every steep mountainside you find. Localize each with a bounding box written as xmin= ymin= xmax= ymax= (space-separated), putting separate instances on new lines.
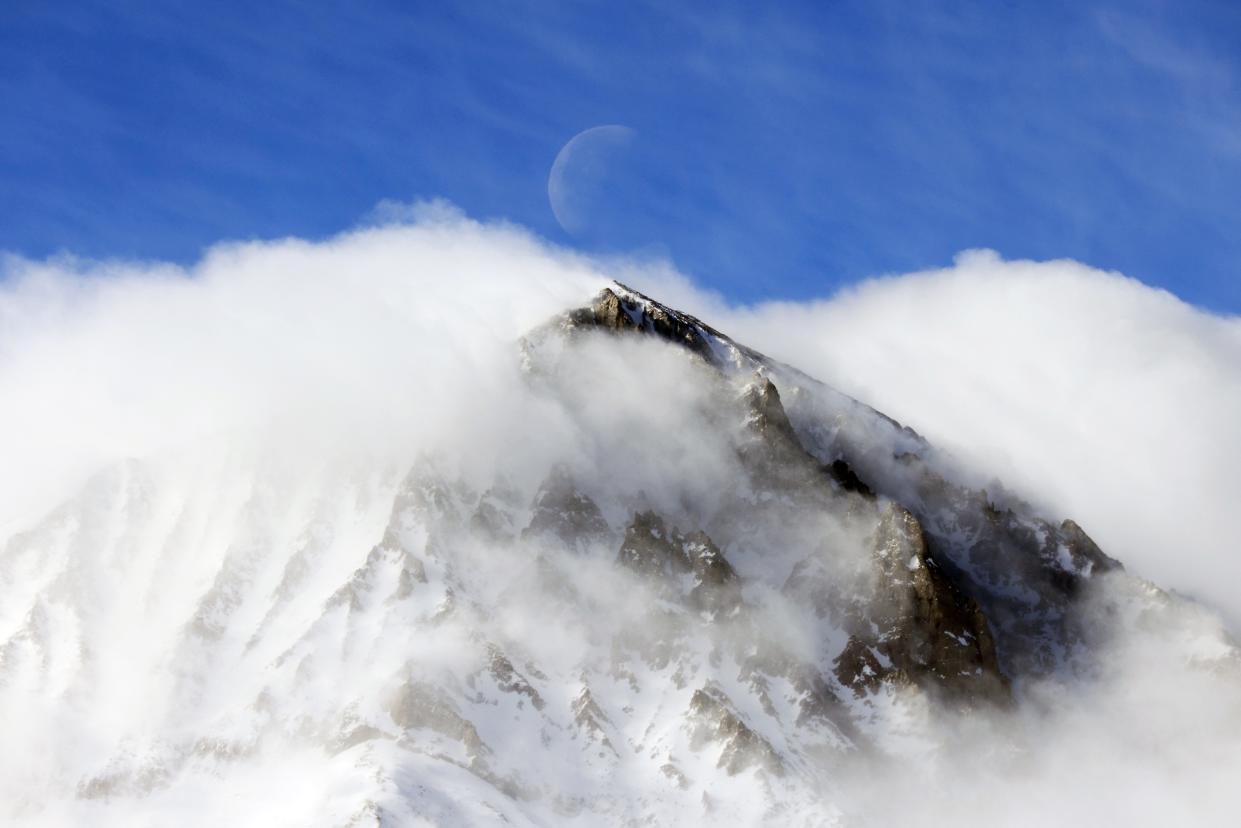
xmin=0 ymin=283 xmax=1231 ymax=827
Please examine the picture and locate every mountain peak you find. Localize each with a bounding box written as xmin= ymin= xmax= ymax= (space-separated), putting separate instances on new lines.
xmin=4 ymin=279 xmax=1231 ymax=827
xmin=561 ymin=281 xmax=763 ymax=372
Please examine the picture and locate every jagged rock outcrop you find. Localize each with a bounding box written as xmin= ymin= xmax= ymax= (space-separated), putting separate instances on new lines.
xmin=743 ymin=377 xmax=798 ymax=445
xmin=561 ymin=285 xmax=758 ymax=370
xmin=835 ymin=504 xmax=1006 ymax=700
xmin=571 ymin=686 xmax=616 ymax=755
xmin=825 ymin=458 xmax=874 ymax=498
xmin=472 ymin=644 xmax=545 ymax=711
xmin=682 ymin=530 xmax=741 ymax=614
xmin=616 ymin=512 xmax=741 ymax=616
xmin=523 ymin=466 xmax=610 ymax=549
xmin=688 ymin=684 xmax=784 ymax=776
xmin=617 ymin=511 xmax=693 ymax=580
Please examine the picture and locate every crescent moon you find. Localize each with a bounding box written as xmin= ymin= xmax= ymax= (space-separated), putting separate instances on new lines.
xmin=548 ymin=125 xmax=635 ymax=236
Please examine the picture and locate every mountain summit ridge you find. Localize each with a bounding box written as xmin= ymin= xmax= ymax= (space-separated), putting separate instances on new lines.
xmin=532 ymin=283 xmax=1121 ymax=690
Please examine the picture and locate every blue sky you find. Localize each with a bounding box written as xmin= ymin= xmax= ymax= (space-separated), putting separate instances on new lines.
xmin=3 ymin=0 xmax=1240 ymax=310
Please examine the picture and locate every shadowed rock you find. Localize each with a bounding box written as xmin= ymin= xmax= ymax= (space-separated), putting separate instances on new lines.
xmin=835 ymin=504 xmax=1007 ymax=702
xmin=617 ymin=512 xmax=741 ymax=616
xmin=616 ymin=511 xmax=692 ymax=579
xmin=523 ymin=467 xmax=609 ymax=549
xmin=682 ymin=530 xmax=741 ymax=615
xmin=563 ymin=285 xmax=740 ymax=368
xmin=471 ymin=644 xmax=545 ymax=711
xmin=826 ymin=458 xmax=875 ymax=499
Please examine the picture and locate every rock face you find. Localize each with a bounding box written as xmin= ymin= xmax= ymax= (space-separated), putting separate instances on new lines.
xmin=616 ymin=511 xmax=691 ymax=580
xmin=688 ymin=684 xmax=784 ymax=777
xmin=562 ymin=284 xmax=757 ymax=369
xmin=522 ymin=466 xmax=609 ymax=549
xmin=616 ymin=511 xmax=741 ymax=616
xmin=835 ymin=504 xmax=1005 ymax=699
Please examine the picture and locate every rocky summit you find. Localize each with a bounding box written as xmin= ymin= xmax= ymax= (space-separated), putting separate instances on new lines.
xmin=533 ymin=284 xmax=1119 ymax=694
xmin=1 ymin=281 xmax=1231 ymax=827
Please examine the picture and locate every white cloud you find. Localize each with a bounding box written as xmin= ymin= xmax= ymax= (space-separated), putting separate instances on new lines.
xmin=0 ymin=212 xmax=607 ymax=532
xmin=2 ymin=209 xmax=1240 ymax=826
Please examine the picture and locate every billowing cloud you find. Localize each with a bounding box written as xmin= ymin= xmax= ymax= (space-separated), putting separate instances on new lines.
xmin=2 ymin=209 xmax=1239 ymax=826
xmin=0 ymin=212 xmax=607 ymax=532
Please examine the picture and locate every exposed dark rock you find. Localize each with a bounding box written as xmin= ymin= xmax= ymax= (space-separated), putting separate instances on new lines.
xmin=826 ymin=458 xmax=875 ymax=499
xmin=564 ymin=286 xmax=732 ymax=368
xmin=471 ymin=645 xmax=545 ymax=711
xmin=684 ymin=530 xmax=736 ymax=586
xmin=879 ymin=462 xmax=1116 ymax=678
xmin=572 ymin=687 xmax=617 ymax=754
xmin=616 ymin=511 xmax=692 ymax=579
xmin=616 ymin=513 xmax=742 ymax=616
xmin=523 ymin=467 xmax=609 ymax=548
xmin=736 ymin=378 xmax=832 ymax=498
xmin=834 ymin=637 xmax=888 ymax=693
xmin=682 ymin=530 xmax=742 ymax=615
xmin=743 ymin=377 xmax=799 ymax=444
xmin=688 ymin=685 xmax=783 ymax=776
xmin=834 ymin=504 xmax=1007 ymax=701
xmin=1060 ymin=518 xmax=1121 ymax=576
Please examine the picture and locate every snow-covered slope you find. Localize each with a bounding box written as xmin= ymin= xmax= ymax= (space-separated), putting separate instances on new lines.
xmin=1 ymin=282 xmax=1237 ymax=827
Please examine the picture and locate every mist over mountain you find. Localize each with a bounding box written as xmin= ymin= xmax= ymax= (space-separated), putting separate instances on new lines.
xmin=2 ymin=212 xmax=1240 ymax=827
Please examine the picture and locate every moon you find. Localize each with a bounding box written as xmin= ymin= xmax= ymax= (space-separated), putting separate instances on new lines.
xmin=548 ymin=125 xmax=636 ymax=237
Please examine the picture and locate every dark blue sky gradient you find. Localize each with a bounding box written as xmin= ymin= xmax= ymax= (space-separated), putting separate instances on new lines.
xmin=2 ymin=1 xmax=1240 ymax=310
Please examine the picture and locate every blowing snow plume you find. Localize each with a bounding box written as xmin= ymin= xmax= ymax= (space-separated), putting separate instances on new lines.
xmin=1 ymin=212 xmax=1239 ymax=826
